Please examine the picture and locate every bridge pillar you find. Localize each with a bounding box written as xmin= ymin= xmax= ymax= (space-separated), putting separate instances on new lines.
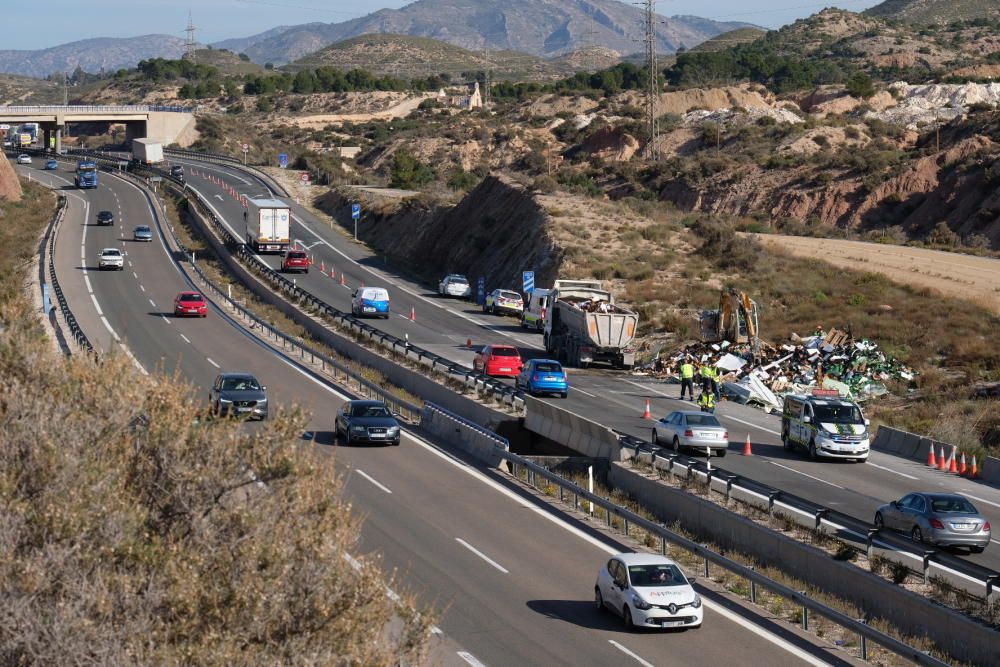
xmin=43 ymin=128 xmax=50 ymax=151
xmin=125 ymin=121 xmax=148 ymax=145
xmin=55 ymin=128 xmax=62 ymax=155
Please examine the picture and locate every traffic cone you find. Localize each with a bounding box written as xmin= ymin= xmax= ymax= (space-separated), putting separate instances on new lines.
xmin=742 ymin=433 xmax=753 ymax=456
xmin=959 ymin=452 xmax=967 ymax=476
xmin=927 ymin=445 xmax=937 ymax=468
xmin=339 ymin=273 xmax=346 ymax=286
xmin=641 ymin=399 xmax=652 ymax=419
xmin=948 ymin=446 xmax=958 ymax=474
xmin=320 ymin=260 xmax=325 ymax=273
xmin=970 ymin=456 xmax=978 ymax=479
xmin=466 ymin=338 xmax=473 ymax=349
xmin=409 ymin=306 xmax=416 ymax=322
xmin=938 ymin=446 xmax=947 ymax=471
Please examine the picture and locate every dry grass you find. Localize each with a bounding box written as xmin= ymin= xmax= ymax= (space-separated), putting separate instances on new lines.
xmin=0 ymin=179 xmax=55 ymax=307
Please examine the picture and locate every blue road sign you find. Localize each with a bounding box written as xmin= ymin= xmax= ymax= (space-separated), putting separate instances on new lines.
xmin=352 ymin=203 xmax=361 ymax=220
xmin=522 ymin=271 xmax=535 ymax=293
xmin=477 ymin=277 xmax=486 ymax=305
xmin=278 ymin=153 xmax=288 ymax=169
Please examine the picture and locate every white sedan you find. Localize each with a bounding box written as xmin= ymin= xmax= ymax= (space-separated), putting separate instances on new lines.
xmin=595 ymin=552 xmax=702 ymax=630
xmin=16 ymin=154 xmax=32 ymax=164
xmin=438 ymin=274 xmax=471 ymax=298
xmin=98 ymin=247 xmax=124 ymax=271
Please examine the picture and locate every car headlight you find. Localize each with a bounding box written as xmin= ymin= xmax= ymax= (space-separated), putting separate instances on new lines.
xmin=631 ymin=593 xmax=652 ymax=610
xmin=218 ymin=397 xmax=232 ymax=403
xmin=388 ymin=426 xmax=400 ymax=434
xmin=351 ymin=425 xmax=367 ymax=433
xmin=257 ymin=397 xmax=267 ymax=403
xmin=691 ymin=594 xmax=702 ymax=609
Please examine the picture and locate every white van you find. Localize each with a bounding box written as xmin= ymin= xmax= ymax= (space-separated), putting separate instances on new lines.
xmin=521 ymin=288 xmax=551 ymax=331
xmin=351 ymin=286 xmax=390 ymax=319
xmin=781 ymin=390 xmax=870 ymax=462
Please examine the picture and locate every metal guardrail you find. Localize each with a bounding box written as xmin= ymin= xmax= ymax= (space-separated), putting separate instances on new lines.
xmin=162 ymin=147 xmax=290 ymax=197
xmin=44 ymin=195 xmax=94 ymax=355
xmin=424 ymin=401 xmax=510 ymax=451
xmin=500 ymin=445 xmax=949 ymax=666
xmin=617 ymin=434 xmax=999 ymax=599
xmin=0 ymin=104 xmax=193 ymax=113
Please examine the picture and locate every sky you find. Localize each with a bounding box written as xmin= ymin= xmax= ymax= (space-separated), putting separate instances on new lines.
xmin=16 ymin=0 xmax=887 ymax=51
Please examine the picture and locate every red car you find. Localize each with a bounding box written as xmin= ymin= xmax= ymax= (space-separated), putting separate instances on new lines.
xmin=473 ymin=344 xmax=523 ymax=377
xmin=280 ymin=249 xmax=310 ymax=274
xmin=174 ymin=291 xmax=208 ymax=318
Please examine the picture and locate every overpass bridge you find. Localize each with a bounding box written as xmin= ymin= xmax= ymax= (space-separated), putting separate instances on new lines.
xmin=0 ymin=105 xmax=196 ymax=152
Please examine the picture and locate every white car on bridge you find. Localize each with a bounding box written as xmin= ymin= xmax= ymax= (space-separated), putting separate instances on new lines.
xmin=595 ymin=552 xmax=702 ymax=630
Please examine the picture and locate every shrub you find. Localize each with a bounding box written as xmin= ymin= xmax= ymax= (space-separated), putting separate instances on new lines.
xmin=389 ymin=150 xmax=436 ymax=189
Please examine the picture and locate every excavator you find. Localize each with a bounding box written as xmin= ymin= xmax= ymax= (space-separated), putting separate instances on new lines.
xmin=700 ymin=288 xmax=760 ymax=350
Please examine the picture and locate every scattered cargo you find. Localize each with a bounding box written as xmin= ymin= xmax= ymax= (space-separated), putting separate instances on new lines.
xmin=544 ymin=279 xmax=638 ymax=369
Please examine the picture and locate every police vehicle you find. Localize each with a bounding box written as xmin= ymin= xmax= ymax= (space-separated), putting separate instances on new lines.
xmin=781 ymin=390 xmax=870 ymax=462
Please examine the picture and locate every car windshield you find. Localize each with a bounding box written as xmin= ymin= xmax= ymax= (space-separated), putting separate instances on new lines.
xmin=685 ymin=414 xmax=721 ymax=427
xmin=361 ymin=288 xmax=389 ymax=301
xmin=352 ymin=404 xmax=391 ymax=418
xmin=629 ymin=564 xmax=688 ymax=587
xmin=534 ymin=362 xmax=562 ymax=373
xmin=499 ymin=291 xmax=521 ymax=300
xmin=813 ymin=404 xmax=863 ymax=423
xmin=179 ymin=293 xmax=203 ymax=302
xmin=450 ymin=276 xmax=468 ymax=285
xmin=287 ymin=251 xmax=306 ymax=259
xmin=492 ymin=347 xmax=519 ymax=357
xmin=930 ymin=497 xmax=977 ymax=514
xmin=136 ymin=226 xmax=150 ymax=233
xmin=222 ymin=377 xmax=261 ymax=391
xmin=99 ymin=212 xmax=112 ymax=218
xmin=102 ymin=249 xmax=121 ymax=256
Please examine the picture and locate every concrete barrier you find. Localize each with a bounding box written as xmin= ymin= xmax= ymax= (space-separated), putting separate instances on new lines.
xmin=608 ymin=463 xmax=1000 ymax=665
xmin=523 ymin=395 xmax=622 ymax=460
xmin=874 ymin=426 xmax=1000 ymax=483
xmin=421 ymin=404 xmax=508 ymax=471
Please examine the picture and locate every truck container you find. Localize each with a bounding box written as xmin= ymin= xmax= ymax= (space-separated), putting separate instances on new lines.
xmin=75 ymin=160 xmax=98 ymax=189
xmin=543 ymin=279 xmax=638 ymax=369
xmin=245 ymin=197 xmax=291 ymax=253
xmin=131 ymin=138 xmax=164 ymax=164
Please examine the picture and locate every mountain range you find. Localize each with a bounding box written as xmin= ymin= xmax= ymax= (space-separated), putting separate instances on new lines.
xmin=0 ymin=35 xmax=190 ymax=79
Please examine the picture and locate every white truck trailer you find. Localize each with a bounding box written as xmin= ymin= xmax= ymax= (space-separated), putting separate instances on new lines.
xmin=131 ymin=138 xmax=164 ymax=165
xmin=245 ymin=197 xmax=291 ymax=253
xmin=543 ymin=279 xmax=639 ymax=369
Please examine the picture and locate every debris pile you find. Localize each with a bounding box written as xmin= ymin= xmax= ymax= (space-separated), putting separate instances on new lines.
xmin=564 ymin=296 xmax=630 ymax=314
xmin=637 ymin=327 xmax=917 ymax=412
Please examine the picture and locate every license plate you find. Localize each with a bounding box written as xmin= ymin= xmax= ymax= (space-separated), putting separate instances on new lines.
xmin=696 ymin=431 xmax=717 ymax=438
xmin=364 ymin=307 xmax=375 ymax=312
xmin=544 ymin=376 xmax=557 ymax=381
xmin=661 ymin=620 xmax=684 ymax=627
xmin=500 ymin=368 xmax=511 ymax=372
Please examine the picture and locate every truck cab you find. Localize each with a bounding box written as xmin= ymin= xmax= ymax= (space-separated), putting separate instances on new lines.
xmin=521 ymin=289 xmax=550 ymax=331
xmin=781 ymin=390 xmax=870 ymax=462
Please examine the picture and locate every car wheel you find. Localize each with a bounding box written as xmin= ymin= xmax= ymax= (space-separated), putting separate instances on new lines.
xmin=911 ymin=526 xmax=923 ymax=544
xmin=673 ymin=436 xmax=681 ymax=454
xmin=782 ymin=432 xmax=792 ymax=451
xmin=652 ymin=429 xmax=659 ymax=445
xmin=622 ymin=606 xmax=634 ymax=631
xmin=560 ymin=392 xmax=567 ymax=399
xmin=716 ymin=447 xmax=727 ymax=458
xmin=970 ymin=546 xmax=985 ymax=554
xmin=874 ymin=513 xmax=884 ymax=530
xmin=595 ymin=587 xmax=605 ymax=612
xmin=808 ymin=441 xmax=818 ymax=460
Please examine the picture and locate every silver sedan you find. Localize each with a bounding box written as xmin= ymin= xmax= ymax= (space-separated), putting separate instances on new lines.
xmin=652 ymin=411 xmax=730 ymax=457
xmin=874 ymin=492 xmax=990 ymax=553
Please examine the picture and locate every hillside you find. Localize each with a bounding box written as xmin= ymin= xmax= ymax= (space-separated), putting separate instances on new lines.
xmin=0 ymin=35 xmax=191 ymax=78
xmin=0 ymin=74 xmax=63 ymax=105
xmin=186 ymin=48 xmax=264 ymax=76
xmin=865 ymin=0 xmax=1000 ymax=23
xmin=234 ymin=0 xmax=751 ymax=65
xmin=286 ymin=34 xmax=562 ymax=81
xmin=688 ymin=27 xmax=766 ymax=53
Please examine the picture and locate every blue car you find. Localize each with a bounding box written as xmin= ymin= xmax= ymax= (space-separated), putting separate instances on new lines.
xmin=44 ymin=159 xmax=58 ymax=170
xmin=351 ymin=286 xmax=390 ymax=319
xmin=516 ymin=358 xmax=568 ymax=398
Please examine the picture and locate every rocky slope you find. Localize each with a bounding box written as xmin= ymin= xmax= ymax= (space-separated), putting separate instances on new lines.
xmin=0 ymin=35 xmax=190 ymax=77
xmin=0 ymin=154 xmax=23 ymax=202
xmin=864 ymin=0 xmax=1000 ymax=23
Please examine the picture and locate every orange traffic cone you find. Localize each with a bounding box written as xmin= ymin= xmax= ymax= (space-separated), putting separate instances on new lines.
xmin=466 ymin=338 xmax=473 ymax=349
xmin=641 ymin=399 xmax=652 ymax=419
xmin=949 ymin=446 xmax=959 ymax=474
xmin=320 ymin=260 xmax=325 ymax=273
xmin=938 ymin=446 xmax=947 ymax=471
xmin=339 ymin=273 xmax=346 ymax=285
xmin=742 ymin=433 xmax=753 ymax=456
xmin=970 ymin=456 xmax=978 ymax=478
xmin=927 ymin=445 xmax=937 ymax=468
xmin=959 ymin=452 xmax=967 ymax=476
xmin=409 ymin=306 xmax=416 ymax=322
xmin=330 ymin=269 xmax=336 ymax=280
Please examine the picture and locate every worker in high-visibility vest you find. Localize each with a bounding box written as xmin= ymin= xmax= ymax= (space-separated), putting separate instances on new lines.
xmin=701 ymin=362 xmax=721 ymax=400
xmin=698 ymin=388 xmax=716 ymax=414
xmin=679 ymin=357 xmax=696 ymax=401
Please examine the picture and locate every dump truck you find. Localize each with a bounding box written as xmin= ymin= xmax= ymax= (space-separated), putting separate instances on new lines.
xmin=131 ymin=138 xmax=164 ymax=165
xmin=245 ymin=197 xmax=291 ymax=253
xmin=543 ymin=279 xmax=638 ymax=369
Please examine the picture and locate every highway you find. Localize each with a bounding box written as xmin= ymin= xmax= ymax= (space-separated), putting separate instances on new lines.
xmin=171 ymin=155 xmax=1000 ymax=573
xmin=21 ymin=157 xmax=862 ymax=666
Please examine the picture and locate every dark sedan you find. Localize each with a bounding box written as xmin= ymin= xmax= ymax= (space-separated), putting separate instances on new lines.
xmin=335 ymin=400 xmax=401 ymax=446
xmin=209 ymin=372 xmax=268 ymax=420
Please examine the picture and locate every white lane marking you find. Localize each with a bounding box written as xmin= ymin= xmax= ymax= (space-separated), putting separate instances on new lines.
xmin=454 ymin=538 xmax=508 ymax=574
xmin=174 ymin=168 xmax=834 ymax=666
xmin=160 ymin=315 xmax=171 ymax=324
xmin=148 ymin=298 xmax=156 ymax=308
xmin=139 ymin=284 xmax=145 ymax=292
xmin=574 ymin=387 xmax=597 ymax=398
xmin=608 ymin=640 xmax=654 ymax=667
xmin=457 ymin=652 xmax=487 ymax=667
xmin=128 ymin=260 xmax=133 ymax=267
xmin=769 ymin=462 xmax=845 ymax=490
xmin=132 ymin=271 xmax=138 ymax=279
xmin=180 ymin=334 xmax=191 ymax=344
xmin=206 ymin=357 xmax=220 ymax=368
xmin=84 ymin=274 xmax=93 ymax=294
xmin=991 ymin=539 xmax=1000 ymax=546
xmin=355 ymin=469 xmax=392 ymax=494
xmin=964 ymin=494 xmax=1000 ymax=510
xmin=89 ymin=293 xmax=104 ymax=316
xmin=866 ymin=462 xmax=918 ymax=480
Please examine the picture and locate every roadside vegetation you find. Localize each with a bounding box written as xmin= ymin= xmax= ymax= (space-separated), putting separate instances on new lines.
xmin=0 ymin=173 xmax=433 ymax=663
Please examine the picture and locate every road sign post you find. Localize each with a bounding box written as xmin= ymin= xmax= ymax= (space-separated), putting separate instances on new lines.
xmin=242 ymin=143 xmax=249 ymax=165
xmin=351 ymin=203 xmax=361 ymax=240
xmin=477 ymin=277 xmax=486 ymax=306
xmin=522 ymin=271 xmax=535 ymax=294
xmin=278 ymin=153 xmax=288 ymax=169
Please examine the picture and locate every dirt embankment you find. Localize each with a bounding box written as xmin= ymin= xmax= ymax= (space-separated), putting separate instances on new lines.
xmin=0 ymin=154 xmax=23 ymax=201
xmin=316 ymin=176 xmax=562 ymax=291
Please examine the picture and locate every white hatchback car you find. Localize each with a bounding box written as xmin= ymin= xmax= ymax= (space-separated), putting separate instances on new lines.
xmin=98 ymin=247 xmax=124 ymax=271
xmin=595 ymin=553 xmax=703 ymax=630
xmin=438 ymin=273 xmax=471 ymax=298
xmin=16 ymin=154 xmax=32 ymax=164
